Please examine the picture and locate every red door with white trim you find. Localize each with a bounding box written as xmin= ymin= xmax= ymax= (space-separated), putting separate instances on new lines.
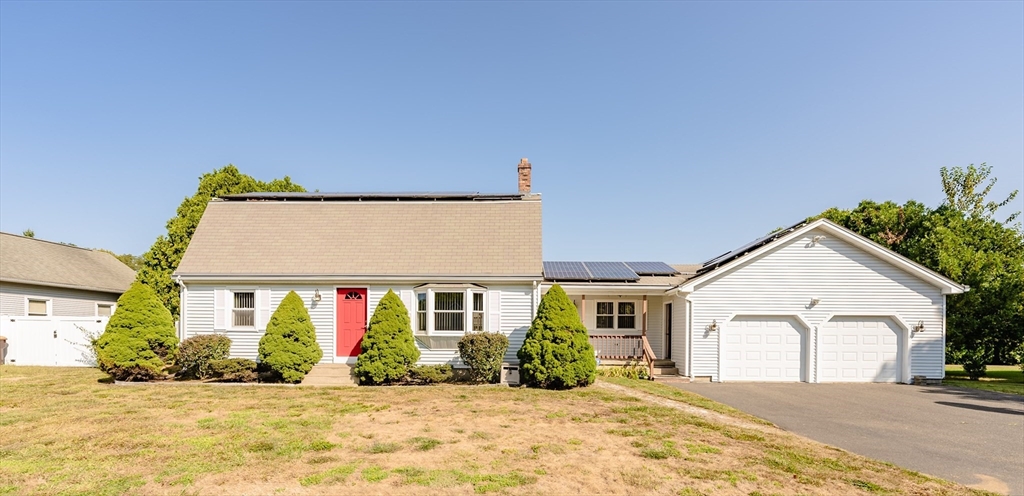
xmin=336 ymin=288 xmax=367 ymax=357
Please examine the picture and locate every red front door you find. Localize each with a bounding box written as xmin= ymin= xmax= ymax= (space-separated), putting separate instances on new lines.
xmin=336 ymin=288 xmax=367 ymax=357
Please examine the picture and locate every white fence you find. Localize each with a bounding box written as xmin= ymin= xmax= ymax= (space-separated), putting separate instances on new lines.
xmin=0 ymin=316 xmax=107 ymax=367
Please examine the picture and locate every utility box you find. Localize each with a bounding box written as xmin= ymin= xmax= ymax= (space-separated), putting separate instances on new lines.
xmin=501 ymin=363 xmax=520 ymax=386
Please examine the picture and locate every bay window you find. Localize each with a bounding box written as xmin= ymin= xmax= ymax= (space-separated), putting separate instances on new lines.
xmin=414 ymin=286 xmax=487 ymax=334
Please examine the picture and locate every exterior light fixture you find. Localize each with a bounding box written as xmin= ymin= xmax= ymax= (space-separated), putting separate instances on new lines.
xmin=708 ymin=319 xmax=719 ymax=332
xmin=913 ymin=321 xmax=925 ymax=333
xmin=812 ymin=235 xmax=826 ymax=244
xmin=810 ymin=297 xmax=821 ymax=306
xmin=313 ymin=289 xmax=322 ymax=302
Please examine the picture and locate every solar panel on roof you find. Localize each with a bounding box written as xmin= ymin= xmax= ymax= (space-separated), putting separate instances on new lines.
xmin=699 ymin=220 xmax=809 ymax=272
xmin=624 ymin=262 xmax=679 ymax=276
xmin=583 ymin=262 xmax=640 ymax=281
xmin=543 ymin=261 xmax=591 ymax=280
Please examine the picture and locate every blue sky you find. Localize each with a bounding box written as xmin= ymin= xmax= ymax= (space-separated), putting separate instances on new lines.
xmin=1 ymin=2 xmax=1021 ymax=263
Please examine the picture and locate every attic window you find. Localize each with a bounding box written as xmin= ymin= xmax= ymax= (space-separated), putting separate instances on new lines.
xmin=233 ymin=292 xmax=255 ymax=328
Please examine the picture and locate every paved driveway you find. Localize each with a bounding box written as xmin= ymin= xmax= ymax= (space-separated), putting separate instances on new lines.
xmin=672 ymin=382 xmax=1024 ymax=495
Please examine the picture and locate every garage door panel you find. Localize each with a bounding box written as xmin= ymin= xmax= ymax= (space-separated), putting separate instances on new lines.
xmin=819 ymin=317 xmax=901 ymax=383
xmin=723 ymin=316 xmax=805 ymax=382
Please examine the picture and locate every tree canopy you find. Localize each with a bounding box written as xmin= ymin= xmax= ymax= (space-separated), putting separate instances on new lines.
xmin=819 ymin=164 xmax=1023 ymax=364
xmin=137 ymin=165 xmax=304 ymax=317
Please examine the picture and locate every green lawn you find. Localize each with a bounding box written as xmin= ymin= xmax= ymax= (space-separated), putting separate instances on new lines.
xmin=944 ymin=365 xmax=1024 ymax=395
xmin=0 ymin=366 xmax=988 ymax=495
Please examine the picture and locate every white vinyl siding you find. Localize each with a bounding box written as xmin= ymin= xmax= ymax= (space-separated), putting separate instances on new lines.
xmin=686 ymin=228 xmax=945 ymax=382
xmin=0 ymin=282 xmax=121 ymax=318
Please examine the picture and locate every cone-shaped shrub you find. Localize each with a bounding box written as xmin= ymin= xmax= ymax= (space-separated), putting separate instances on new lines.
xmin=258 ymin=291 xmax=323 ymax=383
xmin=95 ymin=281 xmax=178 ymax=381
xmin=517 ymin=284 xmax=596 ymax=389
xmin=354 ymin=289 xmax=420 ymax=385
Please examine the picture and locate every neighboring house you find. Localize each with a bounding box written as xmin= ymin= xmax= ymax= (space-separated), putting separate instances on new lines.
xmin=0 ymin=232 xmax=137 ymax=366
xmin=176 ymin=159 xmax=965 ymax=383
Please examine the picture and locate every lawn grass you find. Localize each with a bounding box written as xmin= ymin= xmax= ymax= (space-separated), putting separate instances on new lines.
xmin=0 ymin=366 xmax=987 ymax=495
xmin=944 ymin=365 xmax=1024 ymax=396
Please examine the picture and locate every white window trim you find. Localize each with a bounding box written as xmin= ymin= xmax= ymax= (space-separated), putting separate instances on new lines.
xmin=415 ymin=287 xmax=488 ymax=336
xmin=230 ymin=288 xmax=257 ymax=330
xmin=96 ymin=302 xmax=115 ymax=318
xmin=25 ymin=297 xmax=51 ymax=317
xmin=595 ymin=299 xmax=638 ymax=331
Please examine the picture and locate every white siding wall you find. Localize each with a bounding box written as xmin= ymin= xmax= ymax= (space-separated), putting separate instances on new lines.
xmin=0 ymin=282 xmax=121 ymax=317
xmin=687 ymin=228 xmax=945 ymax=382
xmin=182 ymin=282 xmax=536 ymax=366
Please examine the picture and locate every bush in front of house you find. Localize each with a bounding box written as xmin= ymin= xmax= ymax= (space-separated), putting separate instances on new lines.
xmin=517 ymin=284 xmax=596 ymax=389
xmin=257 ymin=291 xmax=323 ymax=383
xmin=208 ymin=358 xmax=258 ymax=382
xmin=1012 ymin=342 xmax=1024 ymax=374
xmin=354 ymin=289 xmax=420 ymax=385
xmin=95 ymin=281 xmax=179 ymax=381
xmin=952 ymin=346 xmax=991 ymax=380
xmin=407 ymin=364 xmax=454 ymax=385
xmin=458 ymin=332 xmax=509 ymax=383
xmin=176 ymin=334 xmax=232 ymax=379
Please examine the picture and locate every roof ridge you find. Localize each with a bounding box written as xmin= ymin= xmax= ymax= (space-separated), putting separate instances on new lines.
xmin=0 ymin=231 xmax=103 ymax=253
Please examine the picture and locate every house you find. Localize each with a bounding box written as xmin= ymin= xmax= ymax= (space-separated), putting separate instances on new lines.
xmin=0 ymin=232 xmax=137 ymax=366
xmin=175 ymin=159 xmax=965 ymax=383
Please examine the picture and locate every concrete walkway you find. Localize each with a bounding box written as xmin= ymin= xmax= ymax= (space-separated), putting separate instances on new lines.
xmin=671 ymin=382 xmax=1024 ymax=495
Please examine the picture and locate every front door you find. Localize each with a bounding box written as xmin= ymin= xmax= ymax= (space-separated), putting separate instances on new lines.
xmin=336 ymin=288 xmax=367 ymax=357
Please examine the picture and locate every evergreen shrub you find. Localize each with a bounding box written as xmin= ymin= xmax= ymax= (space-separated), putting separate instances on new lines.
xmin=257 ymin=291 xmax=323 ymax=383
xmin=517 ymin=285 xmax=596 ymax=389
xmin=457 ymin=332 xmax=509 ymax=383
xmin=176 ymin=334 xmax=232 ymax=379
xmin=354 ymin=290 xmax=420 ymax=385
xmin=95 ymin=281 xmax=179 ymax=381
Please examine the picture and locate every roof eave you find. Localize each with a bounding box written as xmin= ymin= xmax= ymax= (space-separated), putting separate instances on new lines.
xmin=0 ymin=277 xmax=130 ymax=295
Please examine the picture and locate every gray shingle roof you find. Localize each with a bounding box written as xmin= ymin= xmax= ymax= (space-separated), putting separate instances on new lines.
xmin=175 ymin=198 xmax=543 ymax=277
xmin=0 ymin=233 xmax=137 ymax=293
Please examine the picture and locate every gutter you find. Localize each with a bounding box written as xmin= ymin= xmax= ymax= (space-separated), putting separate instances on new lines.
xmin=0 ymin=277 xmax=130 ymax=295
xmin=173 ymin=274 xmax=545 ymax=283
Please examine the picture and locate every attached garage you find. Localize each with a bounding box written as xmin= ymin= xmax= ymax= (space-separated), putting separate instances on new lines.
xmin=673 ymin=219 xmax=966 ymax=384
xmin=722 ymin=316 xmax=807 ymax=382
xmin=818 ymin=317 xmax=904 ymax=383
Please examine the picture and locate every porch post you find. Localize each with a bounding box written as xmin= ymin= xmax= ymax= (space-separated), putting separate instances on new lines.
xmin=642 ymin=295 xmax=648 ymax=336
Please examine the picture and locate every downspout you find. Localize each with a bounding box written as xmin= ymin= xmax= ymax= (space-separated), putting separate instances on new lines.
xmin=175 ymin=276 xmax=187 ymax=342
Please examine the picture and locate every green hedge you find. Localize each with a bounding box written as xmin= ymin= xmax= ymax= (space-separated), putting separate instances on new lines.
xmin=354 ymin=289 xmax=420 ymax=385
xmin=458 ymin=332 xmax=509 ymax=383
xmin=517 ymin=285 xmax=596 ymax=389
xmin=176 ymin=334 xmax=232 ymax=379
xmin=257 ymin=291 xmax=322 ymax=383
xmin=95 ymin=281 xmax=178 ymax=381
xmin=208 ymin=358 xmax=258 ymax=382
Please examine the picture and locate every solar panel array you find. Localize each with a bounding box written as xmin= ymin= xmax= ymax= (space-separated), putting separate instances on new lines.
xmin=698 ymin=220 xmax=809 ymax=274
xmin=544 ymin=261 xmax=680 ymax=281
xmin=625 ymin=262 xmax=680 ymax=276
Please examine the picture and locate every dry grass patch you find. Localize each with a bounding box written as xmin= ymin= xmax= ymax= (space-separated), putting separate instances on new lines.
xmin=0 ymin=366 xmax=989 ymax=495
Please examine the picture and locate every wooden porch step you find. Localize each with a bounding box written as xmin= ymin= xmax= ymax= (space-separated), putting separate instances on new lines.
xmin=651 ymin=366 xmax=679 ymax=376
xmin=653 ymin=359 xmax=676 ymax=367
xmin=301 ymin=364 xmax=357 ymax=386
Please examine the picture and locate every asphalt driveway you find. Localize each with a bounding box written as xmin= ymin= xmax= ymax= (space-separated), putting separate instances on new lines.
xmin=672 ymin=382 xmax=1024 ymax=495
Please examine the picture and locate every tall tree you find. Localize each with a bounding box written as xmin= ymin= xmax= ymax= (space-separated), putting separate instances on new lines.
xmin=137 ymin=165 xmax=304 ymax=317
xmin=940 ymin=163 xmax=1019 ymax=224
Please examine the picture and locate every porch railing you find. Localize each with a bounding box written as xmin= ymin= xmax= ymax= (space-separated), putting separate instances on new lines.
xmin=590 ymin=334 xmax=655 ymax=380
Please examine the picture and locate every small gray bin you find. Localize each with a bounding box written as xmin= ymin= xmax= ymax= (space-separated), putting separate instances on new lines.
xmin=501 ymin=363 xmax=520 ymax=385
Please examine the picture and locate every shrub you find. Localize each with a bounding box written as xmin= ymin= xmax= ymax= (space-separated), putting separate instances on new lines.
xmin=407 ymin=364 xmax=453 ymax=385
xmin=208 ymin=358 xmax=258 ymax=382
xmin=354 ymin=290 xmax=420 ymax=385
xmin=595 ymin=362 xmax=650 ymax=380
xmin=1011 ymin=342 xmax=1024 ymax=374
xmin=458 ymin=332 xmax=509 ymax=383
xmin=517 ymin=285 xmax=596 ymax=389
xmin=95 ymin=281 xmax=178 ymax=381
xmin=951 ymin=347 xmax=990 ymax=380
xmin=176 ymin=334 xmax=232 ymax=379
xmin=258 ymin=291 xmax=323 ymax=383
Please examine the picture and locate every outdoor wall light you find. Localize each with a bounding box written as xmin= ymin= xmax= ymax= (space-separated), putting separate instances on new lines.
xmin=708 ymin=319 xmax=719 ymax=332
xmin=812 ymin=235 xmax=827 ymax=244
xmin=313 ymin=289 xmax=322 ymax=302
xmin=810 ymin=297 xmax=821 ymax=306
xmin=913 ymin=321 xmax=925 ymax=333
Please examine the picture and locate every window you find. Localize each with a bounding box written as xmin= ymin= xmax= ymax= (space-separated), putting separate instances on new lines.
xmin=472 ymin=292 xmax=484 ymax=332
xmin=416 ymin=293 xmax=427 ymax=332
xmin=596 ymin=302 xmax=615 ymax=329
xmin=617 ymin=302 xmax=636 ymax=329
xmin=595 ymin=301 xmax=637 ymax=330
xmin=97 ymin=304 xmax=113 ymax=317
xmin=233 ymin=291 xmax=255 ymax=327
xmin=27 ymin=299 xmax=48 ymax=316
xmin=434 ymin=292 xmax=464 ymax=331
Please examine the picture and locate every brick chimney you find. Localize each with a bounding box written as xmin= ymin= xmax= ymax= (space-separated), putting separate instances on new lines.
xmin=517 ymin=158 xmax=532 ymax=195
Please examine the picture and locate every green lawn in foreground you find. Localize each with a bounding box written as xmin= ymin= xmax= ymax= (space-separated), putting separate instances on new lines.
xmin=944 ymin=365 xmax=1024 ymax=396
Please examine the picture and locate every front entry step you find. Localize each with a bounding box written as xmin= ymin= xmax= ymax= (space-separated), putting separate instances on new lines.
xmin=302 ymin=363 xmax=357 ymax=386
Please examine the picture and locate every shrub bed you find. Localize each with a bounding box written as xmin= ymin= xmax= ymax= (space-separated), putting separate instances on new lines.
xmin=208 ymin=358 xmax=258 ymax=382
xmin=176 ymin=334 xmax=232 ymax=379
xmin=458 ymin=332 xmax=509 ymax=384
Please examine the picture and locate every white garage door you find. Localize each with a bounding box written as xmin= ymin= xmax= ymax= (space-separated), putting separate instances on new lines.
xmin=818 ymin=317 xmax=901 ymax=383
xmin=723 ymin=316 xmax=805 ymax=382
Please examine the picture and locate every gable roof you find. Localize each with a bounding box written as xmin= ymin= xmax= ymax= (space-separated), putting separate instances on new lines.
xmin=175 ymin=197 xmax=543 ymax=279
xmin=676 ymin=219 xmax=966 ymax=295
xmin=0 ymin=232 xmax=137 ymax=293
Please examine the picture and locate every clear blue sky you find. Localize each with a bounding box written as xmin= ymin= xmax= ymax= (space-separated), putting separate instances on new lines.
xmin=2 ymin=2 xmax=1021 ymax=264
